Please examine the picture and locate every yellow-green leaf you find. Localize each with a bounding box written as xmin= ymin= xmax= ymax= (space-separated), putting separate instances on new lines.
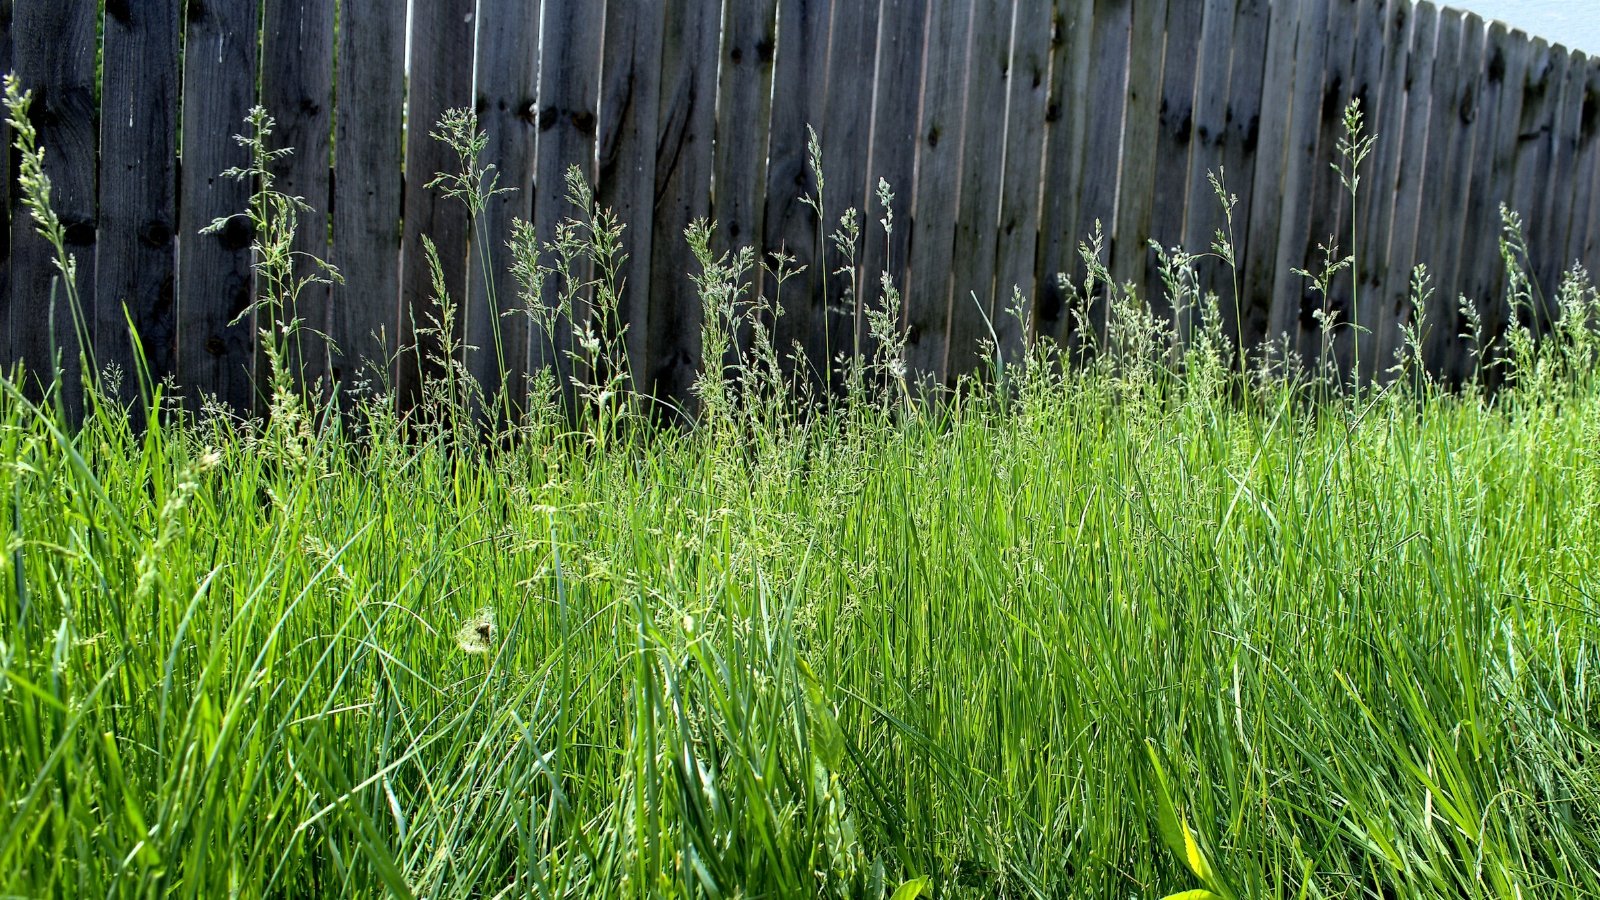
xmin=1160 ymin=891 xmax=1224 ymax=900
xmin=1182 ymin=819 xmax=1215 ymax=883
xmin=890 ymin=876 xmax=931 ymax=900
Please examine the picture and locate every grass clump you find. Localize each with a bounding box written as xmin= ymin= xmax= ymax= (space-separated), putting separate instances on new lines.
xmin=2 ymin=91 xmax=1599 ymax=899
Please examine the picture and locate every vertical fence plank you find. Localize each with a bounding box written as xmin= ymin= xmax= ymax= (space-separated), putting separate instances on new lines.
xmin=995 ymin=0 xmax=1053 ymax=355
xmin=1035 ymin=0 xmax=1094 ymax=342
xmin=469 ymin=0 xmax=539 ymax=408
xmin=1209 ymin=0 xmax=1271 ymax=347
xmin=1238 ymin=0 xmax=1299 ymax=350
xmin=649 ymin=0 xmax=722 ymax=410
xmin=1355 ymin=0 xmax=1411 ymax=379
xmin=1292 ymin=0 xmax=1356 ymax=369
xmin=1566 ymin=58 xmax=1600 ymax=278
xmin=1329 ymin=0 xmax=1389 ymax=373
xmin=861 ymin=0 xmax=929 ymax=349
xmin=1373 ymin=1 xmax=1438 ymax=373
xmin=332 ymin=0 xmax=407 ymax=395
xmin=1539 ymin=48 xmax=1584 ymax=296
xmin=7 ymin=0 xmax=95 ymax=404
xmin=1263 ymin=0 xmax=1328 ymax=360
xmin=945 ymin=0 xmax=1012 ymax=380
xmin=1145 ymin=0 xmax=1204 ymax=313
xmin=1070 ymin=0 xmax=1133 ymax=349
xmin=1402 ymin=5 xmax=1460 ymax=367
xmin=1507 ymin=36 xmax=1558 ymax=328
xmin=177 ymin=0 xmax=260 ymax=413
xmin=598 ymin=0 xmax=666 ymax=392
xmin=1108 ymin=0 xmax=1166 ymax=293
xmin=398 ymin=0 xmax=477 ymax=405
xmin=1181 ymin=0 xmax=1238 ymax=325
xmin=763 ymin=0 xmax=830 ymax=387
xmin=904 ymin=0 xmax=973 ymax=382
xmin=535 ymin=0 xmax=602 ymax=388
xmin=1 ymin=0 xmax=9 ymax=335
xmin=1463 ymin=24 xmax=1528 ymax=373
xmin=819 ymin=0 xmax=882 ymax=376
xmin=261 ymin=0 xmax=335 ymax=390
xmin=1450 ymin=17 xmax=1510 ymax=382
xmin=97 ymin=0 xmax=180 ymax=404
xmin=712 ymin=0 xmax=778 ymax=259
xmin=1423 ymin=12 xmax=1485 ymax=375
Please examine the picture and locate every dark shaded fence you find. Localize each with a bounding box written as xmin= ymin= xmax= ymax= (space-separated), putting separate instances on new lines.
xmin=2 ymin=0 xmax=1598 ymax=412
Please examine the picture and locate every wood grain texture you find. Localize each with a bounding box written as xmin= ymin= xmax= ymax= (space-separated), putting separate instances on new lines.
xmin=1537 ymin=47 xmax=1583 ymax=297
xmin=1213 ymin=0 xmax=1271 ymax=343
xmin=861 ymin=0 xmax=930 ymax=350
xmin=1108 ymin=0 xmax=1167 ymax=292
xmin=1328 ymin=0 xmax=1389 ymax=373
xmin=995 ymin=0 xmax=1053 ymax=357
xmin=332 ymin=0 xmax=406 ymax=396
xmin=1 ymin=0 xmax=9 ymax=346
xmin=1181 ymin=0 xmax=1238 ymax=328
xmin=8 ymin=0 xmax=96 ymax=407
xmin=177 ymin=0 xmax=260 ymax=413
xmin=397 ymin=0 xmax=476 ymax=406
xmin=712 ymin=0 xmax=778 ymax=258
xmin=1291 ymin=0 xmax=1356 ymax=369
xmin=1374 ymin=1 xmax=1438 ymax=373
xmin=1462 ymin=23 xmax=1529 ymax=373
xmin=1145 ymin=0 xmax=1204 ymax=312
xmin=1422 ymin=12 xmax=1485 ymax=374
xmin=763 ymin=0 xmax=830 ymax=389
xmin=1508 ymin=35 xmax=1558 ymax=328
xmin=1355 ymin=0 xmax=1412 ymax=379
xmin=1035 ymin=0 xmax=1096 ymax=342
xmin=1263 ymin=0 xmax=1328 ymax=358
xmin=819 ymin=0 xmax=882 ymax=377
xmin=1068 ymin=0 xmax=1132 ymax=351
xmin=535 ymin=0 xmax=603 ymax=388
xmin=261 ymin=0 xmax=335 ymax=391
xmin=1566 ymin=57 xmax=1600 ymax=280
xmin=648 ymin=0 xmax=722 ymax=411
xmin=903 ymin=0 xmax=973 ymax=382
xmin=945 ymin=0 xmax=1013 ymax=380
xmin=97 ymin=0 xmax=180 ymax=405
xmin=598 ymin=0 xmax=666 ymax=393
xmin=1241 ymin=0 xmax=1305 ymax=352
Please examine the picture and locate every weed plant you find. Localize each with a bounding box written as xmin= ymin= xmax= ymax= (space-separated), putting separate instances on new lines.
xmin=2 ymin=87 xmax=1599 ymax=899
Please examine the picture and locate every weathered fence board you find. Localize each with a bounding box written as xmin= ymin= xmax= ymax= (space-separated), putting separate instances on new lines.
xmin=905 ymin=0 xmax=974 ymax=381
xmin=465 ymin=0 xmax=539 ymax=408
xmin=1265 ymin=0 xmax=1328 ymax=358
xmin=995 ymin=0 xmax=1054 ymax=357
xmin=860 ymin=0 xmax=929 ymax=353
xmin=1540 ymin=49 xmax=1586 ymax=296
xmin=1423 ymin=12 xmax=1486 ymax=371
xmin=648 ymin=0 xmax=722 ymax=409
xmin=97 ymin=0 xmax=180 ymax=406
xmin=1180 ymin=0 xmax=1239 ymax=321
xmin=946 ymin=0 xmax=1013 ymax=379
xmin=1355 ymin=0 xmax=1412 ymax=378
xmin=176 ymin=0 xmax=260 ymax=413
xmin=818 ymin=0 xmax=882 ymax=373
xmin=598 ymin=0 xmax=666 ymax=392
xmin=1035 ymin=0 xmax=1095 ymax=341
xmin=1109 ymin=0 xmax=1168 ymax=292
xmin=1568 ymin=57 xmax=1600 ymax=278
xmin=1072 ymin=0 xmax=1133 ymax=345
xmin=332 ymin=0 xmax=407 ymax=396
xmin=398 ymin=0 xmax=476 ymax=404
xmin=1241 ymin=0 xmax=1302 ymax=350
xmin=534 ymin=0 xmax=602 ymax=393
xmin=764 ymin=0 xmax=830 ymax=385
xmin=261 ymin=0 xmax=335 ymax=392
xmin=8 ymin=0 xmax=95 ymax=407
xmin=1146 ymin=0 xmax=1205 ymax=307
xmin=1509 ymin=37 xmax=1560 ymax=327
xmin=0 ymin=0 xmax=10 ymax=342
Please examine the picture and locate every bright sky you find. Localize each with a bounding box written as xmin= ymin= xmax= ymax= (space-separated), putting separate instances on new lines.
xmin=1444 ymin=1 xmax=1600 ymax=56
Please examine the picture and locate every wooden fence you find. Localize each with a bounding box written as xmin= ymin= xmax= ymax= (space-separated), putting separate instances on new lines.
xmin=2 ymin=0 xmax=1598 ymax=412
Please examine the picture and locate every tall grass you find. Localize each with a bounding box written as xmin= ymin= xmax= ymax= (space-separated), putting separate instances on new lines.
xmin=2 ymin=84 xmax=1599 ymax=898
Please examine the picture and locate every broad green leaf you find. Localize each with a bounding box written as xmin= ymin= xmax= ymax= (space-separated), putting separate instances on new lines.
xmin=1183 ymin=819 xmax=1215 ymax=883
xmin=1160 ymin=891 xmax=1224 ymax=900
xmin=890 ymin=876 xmax=931 ymax=900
